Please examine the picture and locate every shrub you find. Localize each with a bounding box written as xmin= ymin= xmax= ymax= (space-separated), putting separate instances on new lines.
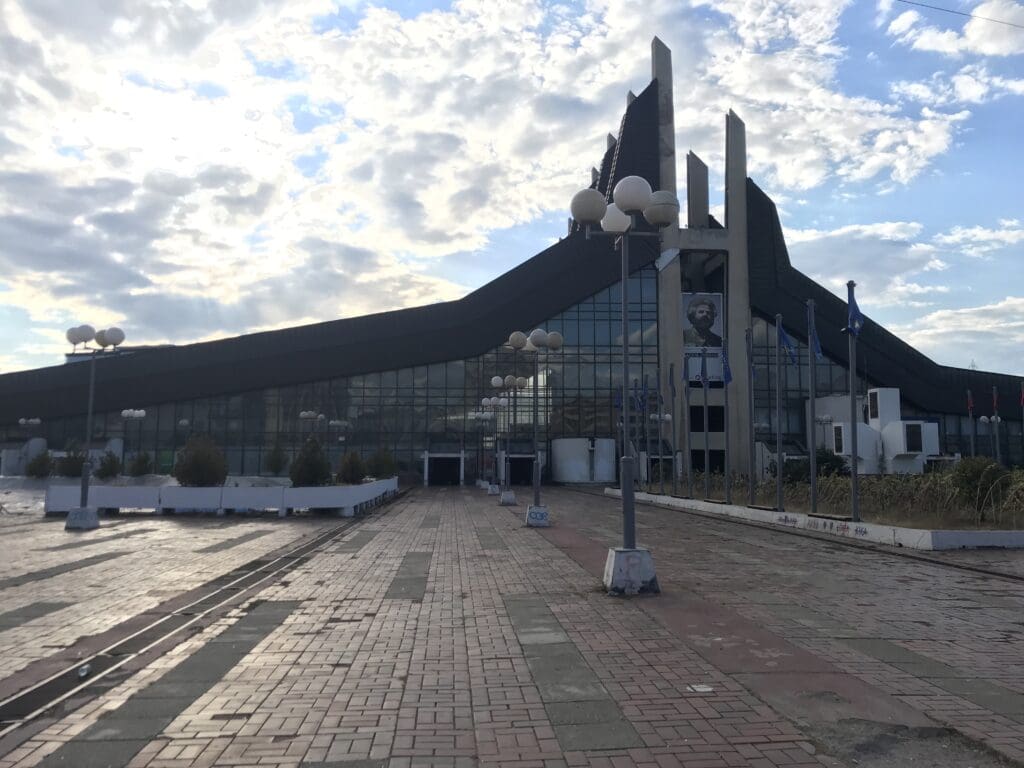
xmin=367 ymin=449 xmax=396 ymax=478
xmin=264 ymin=442 xmax=289 ymax=475
xmin=173 ymin=435 xmax=228 ymax=487
xmin=128 ymin=452 xmax=153 ymax=477
xmin=25 ymin=451 xmax=52 ymax=479
xmin=782 ymin=448 xmax=850 ymax=483
xmin=338 ymin=451 xmax=366 ymax=485
xmin=289 ymin=439 xmax=332 ymax=487
xmin=952 ymin=457 xmax=1010 ymax=514
xmin=56 ymin=442 xmax=87 ymax=477
xmin=94 ymin=451 xmax=122 ymax=480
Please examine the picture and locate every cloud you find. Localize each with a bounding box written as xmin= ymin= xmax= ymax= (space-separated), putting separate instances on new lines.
xmin=892 ymin=297 xmax=1024 ymax=375
xmin=785 ymin=222 xmax=955 ymax=308
xmin=933 ymin=221 xmax=1024 ymax=257
xmin=886 ymin=0 xmax=1024 ymax=57
xmin=0 ymin=0 xmax=1009 ymax=372
xmin=891 ymin=64 xmax=1024 ymax=106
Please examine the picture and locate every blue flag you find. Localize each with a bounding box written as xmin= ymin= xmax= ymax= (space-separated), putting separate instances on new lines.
xmin=721 ymin=345 xmax=733 ymax=385
xmin=847 ymin=284 xmax=865 ymax=337
xmin=778 ymin=324 xmax=798 ymax=365
xmin=808 ymin=308 xmax=823 ymax=362
xmin=613 ymin=390 xmax=621 ymax=411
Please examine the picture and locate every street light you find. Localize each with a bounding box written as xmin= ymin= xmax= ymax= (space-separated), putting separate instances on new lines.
xmin=570 ymin=175 xmax=677 ymax=594
xmin=66 ymin=323 xmax=126 ymax=526
xmin=121 ymin=409 xmax=146 ymax=467
xmin=508 ymin=328 xmax=563 ymax=526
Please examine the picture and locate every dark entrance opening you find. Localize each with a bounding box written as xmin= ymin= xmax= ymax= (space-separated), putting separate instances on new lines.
xmin=689 ymin=449 xmax=725 ymax=474
xmin=428 ymin=457 xmax=460 ymax=486
xmin=509 ymin=457 xmax=533 ymax=485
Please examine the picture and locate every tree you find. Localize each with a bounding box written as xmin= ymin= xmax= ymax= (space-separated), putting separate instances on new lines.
xmin=338 ymin=451 xmax=366 ymax=485
xmin=289 ymin=439 xmax=332 ymax=487
xmin=25 ymin=451 xmax=52 ymax=479
xmin=367 ymin=449 xmax=396 ymax=478
xmin=264 ymin=442 xmax=289 ymax=475
xmin=173 ymin=435 xmax=228 ymax=487
xmin=128 ymin=452 xmax=153 ymax=477
xmin=56 ymin=441 xmax=87 ymax=477
xmin=94 ymin=451 xmax=122 ymax=480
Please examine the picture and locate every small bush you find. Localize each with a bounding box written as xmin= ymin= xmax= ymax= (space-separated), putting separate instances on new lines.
xmin=338 ymin=451 xmax=366 ymax=485
xmin=94 ymin=451 xmax=122 ymax=480
xmin=367 ymin=449 xmax=396 ymax=478
xmin=264 ymin=442 xmax=289 ymax=475
xmin=56 ymin=442 xmax=87 ymax=477
xmin=952 ymin=457 xmax=1010 ymax=514
xmin=25 ymin=451 xmax=52 ymax=479
xmin=128 ymin=452 xmax=153 ymax=477
xmin=289 ymin=438 xmax=332 ymax=487
xmin=173 ymin=435 xmax=228 ymax=487
xmin=782 ymin=448 xmax=850 ymax=483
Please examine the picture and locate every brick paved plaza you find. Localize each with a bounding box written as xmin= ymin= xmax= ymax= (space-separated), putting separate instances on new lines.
xmin=0 ymin=487 xmax=1023 ymax=767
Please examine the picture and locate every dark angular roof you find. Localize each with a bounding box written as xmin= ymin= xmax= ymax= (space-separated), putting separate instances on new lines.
xmin=0 ymin=82 xmax=662 ymax=424
xmin=746 ymin=179 xmax=1023 ymax=416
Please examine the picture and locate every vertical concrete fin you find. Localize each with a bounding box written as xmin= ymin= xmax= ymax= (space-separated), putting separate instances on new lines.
xmin=652 ymin=36 xmax=676 ymax=195
xmin=627 ymin=90 xmax=636 ymax=105
xmin=591 ymin=167 xmax=600 ymax=186
xmin=607 ymin=133 xmax=617 ymax=151
xmin=725 ymin=109 xmax=747 ymax=230
xmin=686 ymin=152 xmax=709 ymax=229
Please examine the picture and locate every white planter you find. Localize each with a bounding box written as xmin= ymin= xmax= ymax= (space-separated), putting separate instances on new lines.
xmin=91 ymin=486 xmax=160 ymax=512
xmin=44 ymin=485 xmax=80 ymax=515
xmin=159 ymin=486 xmax=223 ymax=513
xmin=221 ymin=486 xmax=286 ymax=512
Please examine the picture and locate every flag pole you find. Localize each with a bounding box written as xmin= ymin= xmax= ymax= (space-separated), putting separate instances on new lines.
xmin=643 ymin=373 xmax=652 ymax=493
xmin=669 ymin=363 xmax=678 ymax=497
xmin=807 ymin=299 xmax=818 ymax=517
xmin=723 ymin=340 xmax=732 ymax=505
xmin=967 ymin=389 xmax=975 ymax=457
xmin=774 ymin=314 xmax=784 ymax=512
xmin=847 ymin=280 xmax=861 ymax=524
xmin=657 ymin=368 xmax=666 ymax=496
xmin=1020 ymin=381 xmax=1023 ymax=465
xmin=746 ymin=327 xmax=756 ymax=506
xmin=993 ymin=385 xmax=1001 ymax=465
xmin=701 ymin=348 xmax=710 ymax=499
xmin=683 ymin=358 xmax=693 ymax=497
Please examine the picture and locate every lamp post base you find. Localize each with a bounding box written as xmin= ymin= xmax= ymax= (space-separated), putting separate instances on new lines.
xmin=499 ymin=490 xmax=517 ymax=506
xmin=487 ymin=484 xmax=500 ymax=496
xmin=526 ymin=504 xmax=549 ymax=527
xmin=603 ymin=548 xmax=659 ymax=596
xmin=65 ymin=507 xmax=100 ymax=531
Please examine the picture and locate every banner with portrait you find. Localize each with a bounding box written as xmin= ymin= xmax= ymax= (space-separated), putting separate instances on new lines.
xmin=681 ymin=292 xmax=724 ymax=382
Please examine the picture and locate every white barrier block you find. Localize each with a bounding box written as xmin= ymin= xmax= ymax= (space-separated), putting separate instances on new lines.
xmin=159 ymin=486 xmax=223 ymax=513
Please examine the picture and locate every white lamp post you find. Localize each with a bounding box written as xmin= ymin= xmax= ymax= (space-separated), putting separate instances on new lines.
xmin=508 ymin=328 xmax=563 ymax=526
xmin=66 ymin=324 xmax=126 ymax=529
xmin=121 ymin=409 xmax=146 ymax=466
xmin=570 ymin=176 xmax=678 ymax=594
xmin=979 ymin=415 xmax=1002 ymax=463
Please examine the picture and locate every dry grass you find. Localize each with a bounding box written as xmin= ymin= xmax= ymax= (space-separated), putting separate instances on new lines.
xmin=655 ymin=467 xmax=1024 ymax=530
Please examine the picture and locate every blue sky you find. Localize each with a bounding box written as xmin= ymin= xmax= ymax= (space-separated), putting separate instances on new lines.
xmin=0 ymin=0 xmax=1021 ymax=374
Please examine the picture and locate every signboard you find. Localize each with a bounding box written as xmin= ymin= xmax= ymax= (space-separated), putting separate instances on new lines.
xmin=682 ymin=292 xmax=724 ymax=382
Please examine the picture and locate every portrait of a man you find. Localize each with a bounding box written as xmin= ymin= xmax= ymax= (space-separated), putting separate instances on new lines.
xmin=683 ymin=294 xmax=723 ymax=348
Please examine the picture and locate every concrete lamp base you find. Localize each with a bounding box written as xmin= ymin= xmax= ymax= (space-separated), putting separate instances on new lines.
xmin=603 ymin=548 xmax=659 ymax=596
xmin=65 ymin=507 xmax=100 ymax=531
xmin=487 ymin=484 xmax=500 ymax=496
xmin=526 ymin=505 xmax=550 ymax=527
xmin=499 ymin=490 xmax=517 ymax=506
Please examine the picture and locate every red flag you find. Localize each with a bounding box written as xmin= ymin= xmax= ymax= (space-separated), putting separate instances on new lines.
xmin=967 ymin=389 xmax=974 ymax=413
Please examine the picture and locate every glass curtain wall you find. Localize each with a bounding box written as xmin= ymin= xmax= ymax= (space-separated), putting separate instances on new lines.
xmin=34 ymin=268 xmax=660 ymax=478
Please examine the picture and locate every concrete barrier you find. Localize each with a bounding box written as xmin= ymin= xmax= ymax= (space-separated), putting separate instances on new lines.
xmin=44 ymin=477 xmax=399 ymax=516
xmin=604 ymin=487 xmax=1024 ymax=551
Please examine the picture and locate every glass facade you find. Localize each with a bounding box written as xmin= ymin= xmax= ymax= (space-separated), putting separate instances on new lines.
xmin=29 ymin=268 xmax=660 ymax=479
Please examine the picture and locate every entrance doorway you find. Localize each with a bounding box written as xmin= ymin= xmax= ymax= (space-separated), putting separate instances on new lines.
xmin=428 ymin=456 xmax=461 ymax=485
xmin=509 ymin=457 xmax=534 ymax=485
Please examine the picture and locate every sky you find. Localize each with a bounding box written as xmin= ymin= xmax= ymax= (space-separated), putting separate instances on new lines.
xmin=0 ymin=0 xmax=1022 ymax=375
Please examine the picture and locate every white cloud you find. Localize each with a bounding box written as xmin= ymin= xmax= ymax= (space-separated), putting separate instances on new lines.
xmin=892 ymin=296 xmax=1024 ymax=375
xmin=886 ymin=0 xmax=1024 ymax=57
xmin=933 ymin=222 xmax=1024 ymax=256
xmin=0 ymin=0 xmax=1003 ymax=371
xmin=891 ymin=64 xmax=1024 ymax=106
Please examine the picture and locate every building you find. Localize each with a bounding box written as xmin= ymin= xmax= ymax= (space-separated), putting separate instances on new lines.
xmin=1 ymin=38 xmax=1021 ymax=482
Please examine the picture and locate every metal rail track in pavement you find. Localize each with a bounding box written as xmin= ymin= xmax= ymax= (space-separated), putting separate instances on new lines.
xmin=0 ymin=491 xmax=409 ymax=741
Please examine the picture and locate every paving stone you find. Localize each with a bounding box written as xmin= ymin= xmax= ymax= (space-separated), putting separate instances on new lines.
xmin=551 ymin=721 xmax=644 ymax=751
